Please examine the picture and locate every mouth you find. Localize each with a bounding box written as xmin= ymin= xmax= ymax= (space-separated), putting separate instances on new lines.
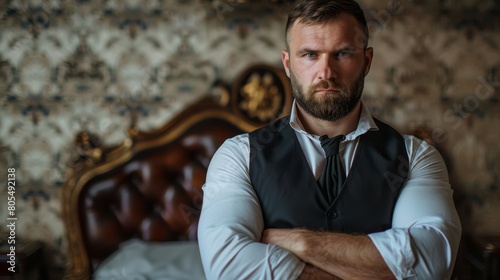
xmin=315 ymin=88 xmax=339 ymax=94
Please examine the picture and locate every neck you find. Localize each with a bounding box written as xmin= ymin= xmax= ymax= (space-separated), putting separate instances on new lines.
xmin=297 ymin=101 xmax=361 ymax=138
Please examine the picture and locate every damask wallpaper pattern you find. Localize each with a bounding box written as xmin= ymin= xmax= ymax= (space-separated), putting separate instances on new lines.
xmin=0 ymin=0 xmax=499 ymax=278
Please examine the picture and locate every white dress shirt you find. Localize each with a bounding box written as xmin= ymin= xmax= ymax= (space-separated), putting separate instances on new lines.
xmin=198 ymin=100 xmax=462 ymax=280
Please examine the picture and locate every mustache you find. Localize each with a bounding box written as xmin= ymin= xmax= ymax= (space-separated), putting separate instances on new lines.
xmin=312 ymin=79 xmax=347 ymax=92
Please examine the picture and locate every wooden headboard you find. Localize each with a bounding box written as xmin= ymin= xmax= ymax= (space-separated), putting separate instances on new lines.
xmin=61 ymin=64 xmax=292 ymax=279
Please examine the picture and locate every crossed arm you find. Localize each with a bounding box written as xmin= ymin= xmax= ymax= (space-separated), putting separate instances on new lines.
xmin=199 ymin=136 xmax=461 ymax=280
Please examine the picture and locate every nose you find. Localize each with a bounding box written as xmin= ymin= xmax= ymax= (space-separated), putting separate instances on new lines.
xmin=318 ymin=54 xmax=336 ymax=81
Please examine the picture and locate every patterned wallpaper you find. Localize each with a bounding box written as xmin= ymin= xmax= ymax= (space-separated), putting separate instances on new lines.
xmin=0 ymin=0 xmax=499 ymax=278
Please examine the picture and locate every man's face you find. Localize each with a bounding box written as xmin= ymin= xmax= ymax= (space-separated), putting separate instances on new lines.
xmin=282 ymin=13 xmax=373 ymax=122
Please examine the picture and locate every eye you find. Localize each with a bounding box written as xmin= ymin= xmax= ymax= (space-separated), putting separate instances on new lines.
xmin=304 ymin=52 xmax=317 ymax=59
xmin=337 ymin=51 xmax=350 ymax=57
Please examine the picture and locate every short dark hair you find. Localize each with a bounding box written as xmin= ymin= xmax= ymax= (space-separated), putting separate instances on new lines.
xmin=285 ymin=0 xmax=369 ymax=49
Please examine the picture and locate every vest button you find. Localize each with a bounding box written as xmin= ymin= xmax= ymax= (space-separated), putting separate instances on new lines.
xmin=327 ymin=211 xmax=337 ymax=219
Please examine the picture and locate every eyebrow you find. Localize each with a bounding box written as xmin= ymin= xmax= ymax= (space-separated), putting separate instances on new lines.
xmin=295 ymin=46 xmax=359 ymax=56
xmin=295 ymin=48 xmax=318 ymax=56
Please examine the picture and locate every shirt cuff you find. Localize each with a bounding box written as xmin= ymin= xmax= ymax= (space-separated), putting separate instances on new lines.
xmin=368 ymin=228 xmax=416 ymax=279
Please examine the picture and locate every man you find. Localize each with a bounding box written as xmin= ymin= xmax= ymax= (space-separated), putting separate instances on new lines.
xmin=198 ymin=0 xmax=462 ymax=279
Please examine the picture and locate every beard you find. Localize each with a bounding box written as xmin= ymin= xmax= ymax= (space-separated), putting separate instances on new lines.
xmin=290 ymin=67 xmax=365 ymax=122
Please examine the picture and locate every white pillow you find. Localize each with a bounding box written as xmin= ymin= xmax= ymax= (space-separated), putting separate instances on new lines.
xmin=93 ymin=239 xmax=206 ymax=280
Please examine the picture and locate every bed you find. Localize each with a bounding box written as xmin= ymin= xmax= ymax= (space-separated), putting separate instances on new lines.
xmin=61 ymin=64 xmax=292 ymax=279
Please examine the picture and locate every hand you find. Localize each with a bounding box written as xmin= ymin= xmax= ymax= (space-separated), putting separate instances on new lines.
xmin=261 ymin=228 xmax=307 ymax=255
xmin=262 ymin=229 xmax=341 ymax=280
xmin=298 ymin=264 xmax=341 ymax=280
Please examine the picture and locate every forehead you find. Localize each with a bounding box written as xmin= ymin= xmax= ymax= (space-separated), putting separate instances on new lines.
xmin=288 ymin=13 xmax=363 ymax=49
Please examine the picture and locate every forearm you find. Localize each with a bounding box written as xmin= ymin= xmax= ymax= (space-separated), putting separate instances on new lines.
xmin=298 ymin=231 xmax=395 ymax=280
xmin=263 ymin=229 xmax=394 ymax=280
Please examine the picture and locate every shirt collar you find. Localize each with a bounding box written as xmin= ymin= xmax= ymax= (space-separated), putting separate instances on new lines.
xmin=289 ymin=99 xmax=378 ymax=141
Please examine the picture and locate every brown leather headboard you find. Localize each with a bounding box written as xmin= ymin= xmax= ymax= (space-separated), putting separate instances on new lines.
xmin=62 ymin=64 xmax=292 ymax=279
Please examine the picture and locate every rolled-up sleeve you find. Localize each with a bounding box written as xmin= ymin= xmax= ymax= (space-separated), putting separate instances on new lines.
xmin=369 ymin=136 xmax=462 ymax=280
xmin=198 ymin=135 xmax=305 ymax=280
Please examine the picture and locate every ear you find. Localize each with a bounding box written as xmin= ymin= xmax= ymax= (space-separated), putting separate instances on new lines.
xmin=363 ymin=47 xmax=374 ymax=76
xmin=281 ymin=49 xmax=290 ymax=78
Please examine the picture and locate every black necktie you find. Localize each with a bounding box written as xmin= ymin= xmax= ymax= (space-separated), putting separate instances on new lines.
xmin=318 ymin=134 xmax=346 ymax=204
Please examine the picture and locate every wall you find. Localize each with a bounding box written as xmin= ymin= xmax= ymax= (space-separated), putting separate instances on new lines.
xmin=0 ymin=0 xmax=499 ymax=278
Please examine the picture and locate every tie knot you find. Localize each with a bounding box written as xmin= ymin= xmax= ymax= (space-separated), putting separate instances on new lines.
xmin=320 ymin=134 xmax=345 ymax=157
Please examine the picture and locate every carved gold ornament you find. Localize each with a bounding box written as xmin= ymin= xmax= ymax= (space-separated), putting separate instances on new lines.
xmin=239 ymin=72 xmax=283 ymax=122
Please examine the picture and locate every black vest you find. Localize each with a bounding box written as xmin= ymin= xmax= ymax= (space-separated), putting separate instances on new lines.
xmin=249 ymin=116 xmax=409 ymax=234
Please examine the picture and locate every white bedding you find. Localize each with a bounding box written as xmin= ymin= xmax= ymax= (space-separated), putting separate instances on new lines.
xmin=93 ymin=239 xmax=206 ymax=280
